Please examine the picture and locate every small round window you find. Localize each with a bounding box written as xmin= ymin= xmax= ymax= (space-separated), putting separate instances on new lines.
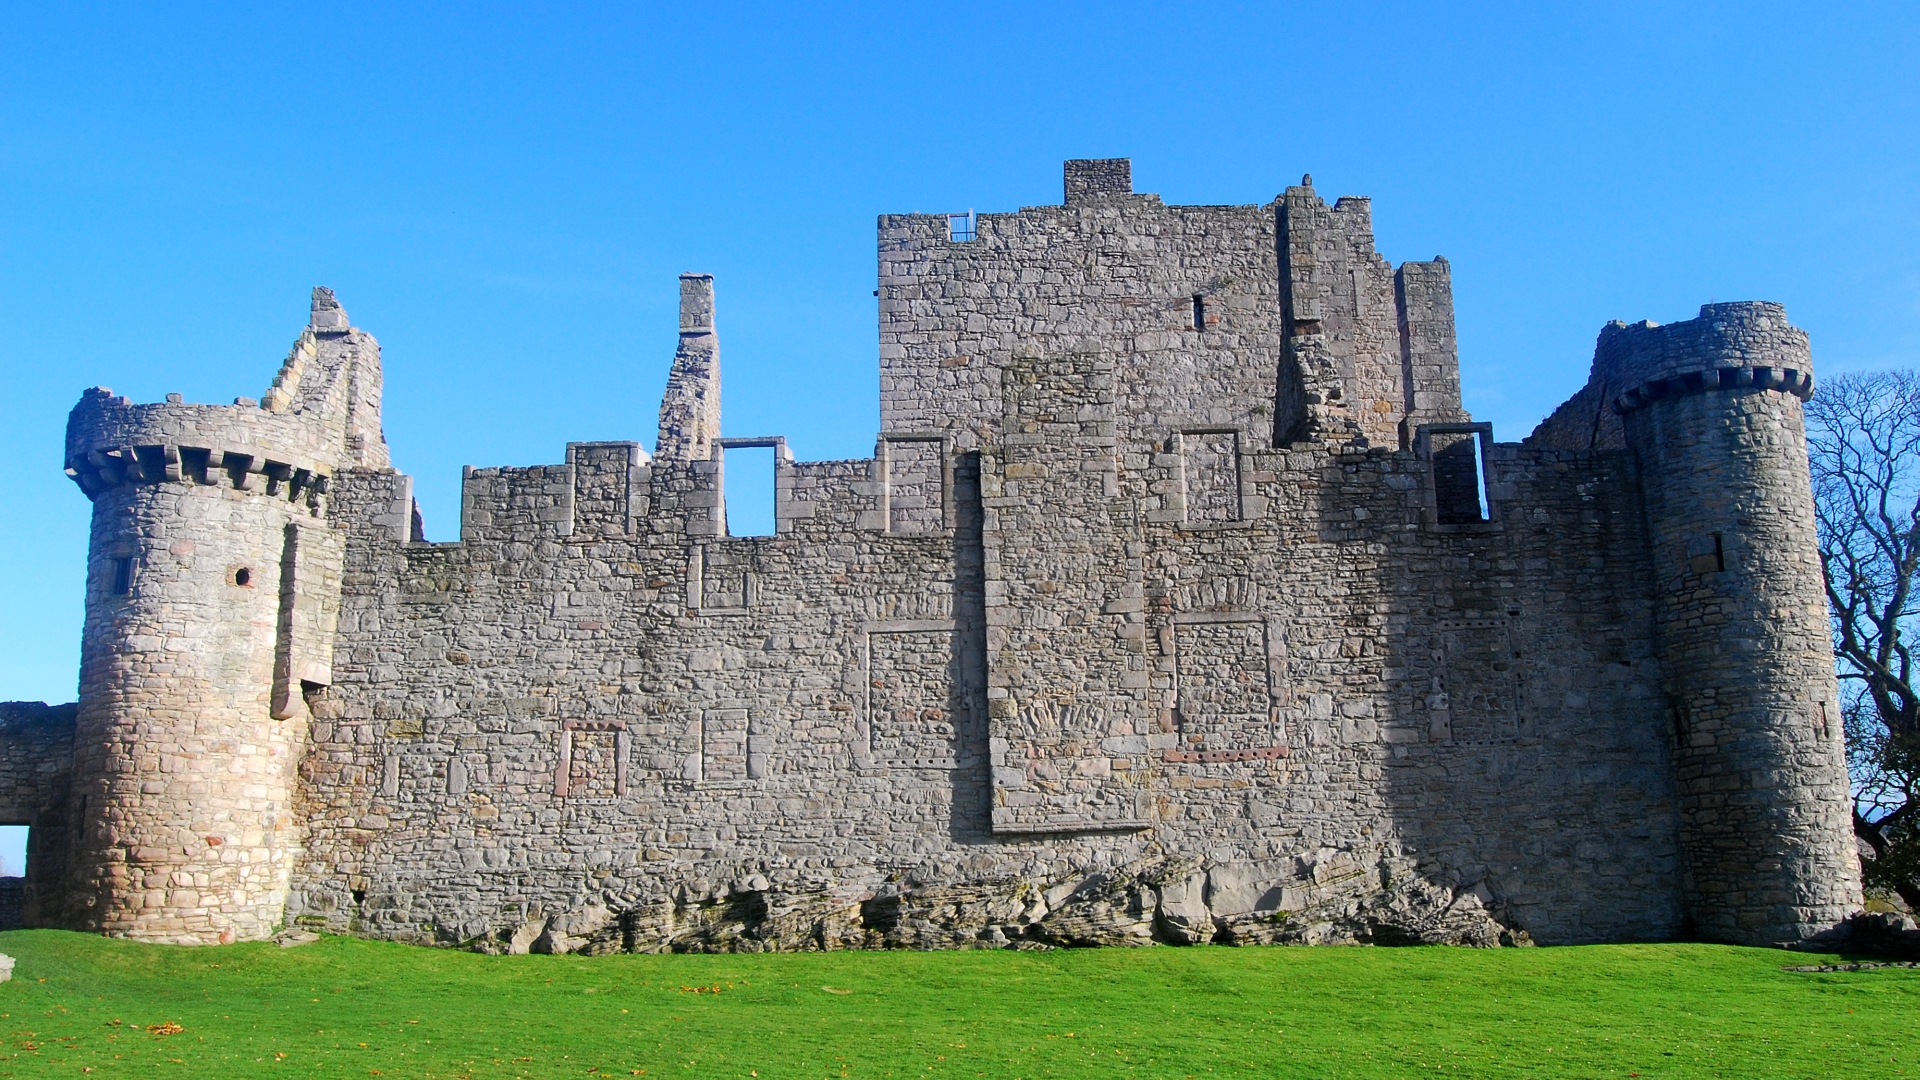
xmin=232 ymin=567 xmax=252 ymax=587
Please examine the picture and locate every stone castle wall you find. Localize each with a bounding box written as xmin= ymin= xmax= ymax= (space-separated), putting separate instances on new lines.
xmin=0 ymin=702 xmax=76 ymax=929
xmin=282 ymin=390 xmax=1687 ymax=950
xmin=6 ymin=160 xmax=1862 ymax=950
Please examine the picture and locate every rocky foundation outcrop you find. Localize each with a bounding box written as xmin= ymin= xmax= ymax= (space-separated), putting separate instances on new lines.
xmin=441 ymin=848 xmax=1529 ymax=955
xmin=1792 ymin=911 xmax=1920 ymax=959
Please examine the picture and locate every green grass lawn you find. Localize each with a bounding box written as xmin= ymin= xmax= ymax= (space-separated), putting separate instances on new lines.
xmin=0 ymin=930 xmax=1915 ymax=1078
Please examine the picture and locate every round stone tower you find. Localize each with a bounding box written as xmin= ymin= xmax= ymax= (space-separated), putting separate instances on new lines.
xmin=58 ymin=288 xmax=381 ymax=943
xmin=1609 ymin=301 xmax=1861 ymax=945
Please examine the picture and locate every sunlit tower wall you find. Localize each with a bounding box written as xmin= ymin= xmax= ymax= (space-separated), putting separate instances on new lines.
xmin=57 ymin=288 xmax=383 ymax=943
xmin=1608 ymin=302 xmax=1862 ymax=944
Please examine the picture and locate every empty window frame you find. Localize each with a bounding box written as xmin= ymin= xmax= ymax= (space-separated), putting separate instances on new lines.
xmin=0 ymin=825 xmax=26 ymax=879
xmin=947 ymin=210 xmax=976 ymax=242
xmin=1421 ymin=423 xmax=1494 ymax=525
xmin=0 ymin=824 xmax=22 ymax=931
xmin=717 ymin=439 xmax=783 ymax=537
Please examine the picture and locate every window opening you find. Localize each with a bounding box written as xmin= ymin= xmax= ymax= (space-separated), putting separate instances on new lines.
xmin=947 ymin=209 xmax=976 ymax=242
xmin=1433 ymin=430 xmax=1490 ymax=524
xmin=722 ymin=444 xmax=777 ymax=537
xmin=1691 ymin=532 xmax=1728 ymax=575
xmin=1193 ymin=295 xmax=1206 ymax=331
xmin=0 ymin=825 xmax=26 ymax=878
xmin=233 ymin=567 xmax=253 ymax=587
xmin=110 ymin=557 xmax=134 ymax=596
xmin=0 ymin=824 xmax=24 ymax=931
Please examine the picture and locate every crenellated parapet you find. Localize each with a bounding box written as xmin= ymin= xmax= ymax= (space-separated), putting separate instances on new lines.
xmin=64 ymin=391 xmax=336 ymax=509
xmin=1603 ymin=302 xmax=1816 ymax=414
xmin=62 ymin=285 xmax=392 ymax=511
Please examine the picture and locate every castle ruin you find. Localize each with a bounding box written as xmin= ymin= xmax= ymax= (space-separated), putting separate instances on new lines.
xmin=0 ymin=159 xmax=1863 ymax=950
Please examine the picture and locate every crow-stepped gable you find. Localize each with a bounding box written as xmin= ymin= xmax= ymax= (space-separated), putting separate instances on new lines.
xmin=4 ymin=160 xmax=1861 ymax=951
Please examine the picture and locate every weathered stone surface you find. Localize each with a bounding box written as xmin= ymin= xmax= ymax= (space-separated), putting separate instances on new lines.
xmin=1793 ymin=911 xmax=1920 ymax=960
xmin=4 ymin=158 xmax=1863 ymax=952
xmin=0 ymin=702 xmax=74 ymax=931
xmin=435 ymin=851 xmax=1525 ymax=953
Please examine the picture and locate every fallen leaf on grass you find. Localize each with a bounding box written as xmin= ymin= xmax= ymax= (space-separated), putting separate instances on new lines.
xmin=821 ymin=987 xmax=853 ymax=995
xmin=147 ymin=1022 xmax=184 ymax=1036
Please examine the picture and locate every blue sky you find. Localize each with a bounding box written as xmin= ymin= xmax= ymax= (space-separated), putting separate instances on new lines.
xmin=1 ymin=2 xmax=1915 ymax=705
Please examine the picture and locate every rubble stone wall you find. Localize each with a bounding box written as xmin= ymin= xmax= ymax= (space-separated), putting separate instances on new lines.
xmin=279 ymin=347 xmax=1688 ymax=949
xmin=0 ymin=702 xmax=76 ymax=928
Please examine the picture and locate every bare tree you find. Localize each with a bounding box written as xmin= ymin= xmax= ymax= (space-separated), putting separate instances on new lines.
xmin=1806 ymin=369 xmax=1920 ymax=911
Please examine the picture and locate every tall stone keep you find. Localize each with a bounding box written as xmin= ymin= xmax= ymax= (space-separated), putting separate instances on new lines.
xmin=1608 ymin=302 xmax=1862 ymax=942
xmin=56 ymin=288 xmax=380 ymax=943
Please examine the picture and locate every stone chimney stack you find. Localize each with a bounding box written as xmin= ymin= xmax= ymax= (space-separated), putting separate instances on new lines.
xmin=309 ymin=286 xmax=349 ymax=331
xmin=655 ymin=273 xmax=721 ymax=462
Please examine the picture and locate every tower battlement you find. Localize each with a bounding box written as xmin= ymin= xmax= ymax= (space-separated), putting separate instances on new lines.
xmin=1603 ymin=302 xmax=1816 ymax=414
xmin=5 ymin=159 xmax=1861 ymax=951
xmin=64 ymin=390 xmax=337 ymax=507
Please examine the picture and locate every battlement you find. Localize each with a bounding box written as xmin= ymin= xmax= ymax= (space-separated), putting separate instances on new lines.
xmin=444 ymin=434 xmax=957 ymax=545
xmin=63 ymin=390 xmax=336 ymax=507
xmin=63 ymin=287 xmax=392 ymax=509
xmin=1601 ymin=302 xmax=1814 ymax=414
xmin=1063 ymin=157 xmax=1132 ymax=202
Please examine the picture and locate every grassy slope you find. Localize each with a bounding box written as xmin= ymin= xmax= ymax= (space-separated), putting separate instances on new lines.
xmin=0 ymin=930 xmax=1914 ymax=1078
